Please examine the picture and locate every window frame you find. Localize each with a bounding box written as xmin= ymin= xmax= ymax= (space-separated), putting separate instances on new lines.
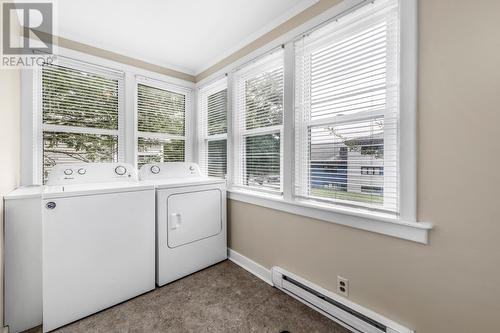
xmin=21 ymin=45 xmax=195 ymax=185
xmin=33 ymin=56 xmax=125 ymax=183
xmin=20 ymin=0 xmax=430 ymax=243
xmin=196 ymin=0 xmax=431 ymax=243
xmin=231 ymin=51 xmax=285 ymax=195
xmin=134 ymin=75 xmax=193 ymax=167
xmin=197 ymin=77 xmax=228 ymax=178
xmin=294 ymin=2 xmax=401 ymax=215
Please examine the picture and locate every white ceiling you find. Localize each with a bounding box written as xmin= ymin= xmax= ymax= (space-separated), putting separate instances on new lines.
xmin=55 ymin=0 xmax=318 ymax=76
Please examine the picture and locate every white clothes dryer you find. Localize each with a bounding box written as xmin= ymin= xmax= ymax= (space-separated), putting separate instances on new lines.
xmin=139 ymin=162 xmax=227 ymax=286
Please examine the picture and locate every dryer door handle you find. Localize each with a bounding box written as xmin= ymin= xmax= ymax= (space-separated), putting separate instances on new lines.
xmin=170 ymin=213 xmax=181 ymax=230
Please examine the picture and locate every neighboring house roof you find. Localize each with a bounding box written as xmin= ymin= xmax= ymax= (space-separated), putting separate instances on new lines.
xmin=344 ymin=133 xmax=383 ymax=147
xmin=310 ymin=133 xmax=383 ymax=161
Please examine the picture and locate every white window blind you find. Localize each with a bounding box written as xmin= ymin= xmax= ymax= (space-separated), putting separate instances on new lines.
xmin=233 ymin=50 xmax=284 ymax=193
xmin=41 ymin=58 xmax=125 ymax=182
xmin=136 ymin=80 xmax=190 ymax=167
xmin=198 ymin=78 xmax=228 ymax=178
xmin=295 ymin=0 xmax=400 ymax=214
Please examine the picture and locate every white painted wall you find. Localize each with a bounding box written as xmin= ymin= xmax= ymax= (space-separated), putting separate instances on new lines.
xmin=0 ymin=68 xmax=21 ymax=327
xmin=0 ymin=12 xmax=22 ymax=326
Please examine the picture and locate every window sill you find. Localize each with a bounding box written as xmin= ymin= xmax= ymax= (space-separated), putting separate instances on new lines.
xmin=227 ymin=188 xmax=432 ymax=244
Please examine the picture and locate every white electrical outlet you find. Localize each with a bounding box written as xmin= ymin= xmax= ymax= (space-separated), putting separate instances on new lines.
xmin=337 ymin=276 xmax=349 ymax=297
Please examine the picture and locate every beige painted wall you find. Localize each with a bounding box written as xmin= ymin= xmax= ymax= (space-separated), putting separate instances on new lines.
xmin=227 ymin=0 xmax=500 ymax=332
xmin=28 ymin=30 xmax=195 ymax=82
xmin=54 ymin=36 xmax=195 ymax=82
xmin=196 ymin=0 xmax=343 ymax=81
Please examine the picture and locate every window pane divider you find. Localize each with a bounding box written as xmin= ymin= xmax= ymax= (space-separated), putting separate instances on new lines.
xmin=242 ymin=125 xmax=282 ymax=137
xmin=206 ymin=134 xmax=227 ymax=141
xmin=306 ymin=110 xmax=386 ymax=127
xmin=137 ymin=131 xmax=185 ymax=141
xmin=42 ymin=124 xmax=119 ymax=136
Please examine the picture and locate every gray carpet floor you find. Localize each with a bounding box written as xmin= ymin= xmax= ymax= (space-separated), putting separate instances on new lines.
xmin=25 ymin=260 xmax=351 ymax=333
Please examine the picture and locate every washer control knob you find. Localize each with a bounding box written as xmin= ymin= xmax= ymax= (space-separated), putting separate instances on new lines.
xmin=78 ymin=168 xmax=86 ymax=175
xmin=115 ymin=166 xmax=127 ymax=175
xmin=150 ymin=165 xmax=160 ymax=174
xmin=64 ymin=169 xmax=73 ymax=175
xmin=189 ymin=166 xmax=195 ymax=171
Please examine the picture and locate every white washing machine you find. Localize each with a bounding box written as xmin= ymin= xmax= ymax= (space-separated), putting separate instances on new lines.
xmin=42 ymin=163 xmax=155 ymax=332
xmin=139 ymin=162 xmax=227 ymax=286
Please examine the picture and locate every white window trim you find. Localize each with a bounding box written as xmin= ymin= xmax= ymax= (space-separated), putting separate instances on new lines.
xmin=135 ymin=75 xmax=194 ymax=166
xmin=26 ymin=56 xmax=126 ymax=183
xmin=196 ymin=0 xmax=432 ymax=244
xmin=197 ymin=77 xmax=228 ymax=177
xmin=228 ymin=189 xmax=430 ymax=243
xmin=294 ymin=0 xmax=400 ymax=215
xmin=21 ymin=44 xmax=195 ymax=185
xmin=231 ymin=51 xmax=285 ymax=194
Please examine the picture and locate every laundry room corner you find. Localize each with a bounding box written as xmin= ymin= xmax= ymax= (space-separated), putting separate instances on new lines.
xmin=1 ymin=1 xmax=499 ymax=332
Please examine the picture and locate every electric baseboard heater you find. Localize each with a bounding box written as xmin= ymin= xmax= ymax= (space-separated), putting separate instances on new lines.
xmin=271 ymin=267 xmax=414 ymax=333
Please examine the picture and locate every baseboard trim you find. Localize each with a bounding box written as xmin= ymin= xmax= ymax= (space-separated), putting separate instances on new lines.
xmin=227 ymin=249 xmax=272 ymax=285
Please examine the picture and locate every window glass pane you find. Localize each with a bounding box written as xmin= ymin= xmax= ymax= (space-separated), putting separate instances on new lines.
xmin=245 ymin=133 xmax=281 ymax=191
xmin=43 ymin=131 xmax=118 ymax=182
xmin=309 ymin=22 xmax=388 ymax=121
xmin=137 ymin=84 xmax=185 ymax=135
xmin=309 ymin=119 xmax=385 ymax=206
xmin=42 ymin=64 xmax=119 ymax=129
xmin=208 ymin=139 xmax=227 ymax=178
xmin=295 ymin=0 xmax=399 ymax=214
xmin=198 ymin=80 xmax=227 ymax=178
xmin=245 ymin=67 xmax=283 ymax=130
xmin=137 ymin=137 xmax=185 ymax=168
xmin=208 ymin=89 xmax=227 ymax=136
xmin=234 ymin=50 xmax=283 ymax=192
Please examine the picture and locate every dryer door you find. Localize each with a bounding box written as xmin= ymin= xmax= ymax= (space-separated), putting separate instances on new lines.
xmin=167 ymin=188 xmax=222 ymax=248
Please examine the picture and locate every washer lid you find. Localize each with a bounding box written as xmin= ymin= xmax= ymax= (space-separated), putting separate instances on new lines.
xmin=43 ymin=182 xmax=154 ymax=199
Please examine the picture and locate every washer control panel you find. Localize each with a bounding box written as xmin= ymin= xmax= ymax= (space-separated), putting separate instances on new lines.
xmin=46 ymin=163 xmax=138 ymax=185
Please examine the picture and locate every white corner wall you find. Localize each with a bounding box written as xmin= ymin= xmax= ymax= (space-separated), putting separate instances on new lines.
xmin=0 ymin=68 xmax=21 ymax=327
